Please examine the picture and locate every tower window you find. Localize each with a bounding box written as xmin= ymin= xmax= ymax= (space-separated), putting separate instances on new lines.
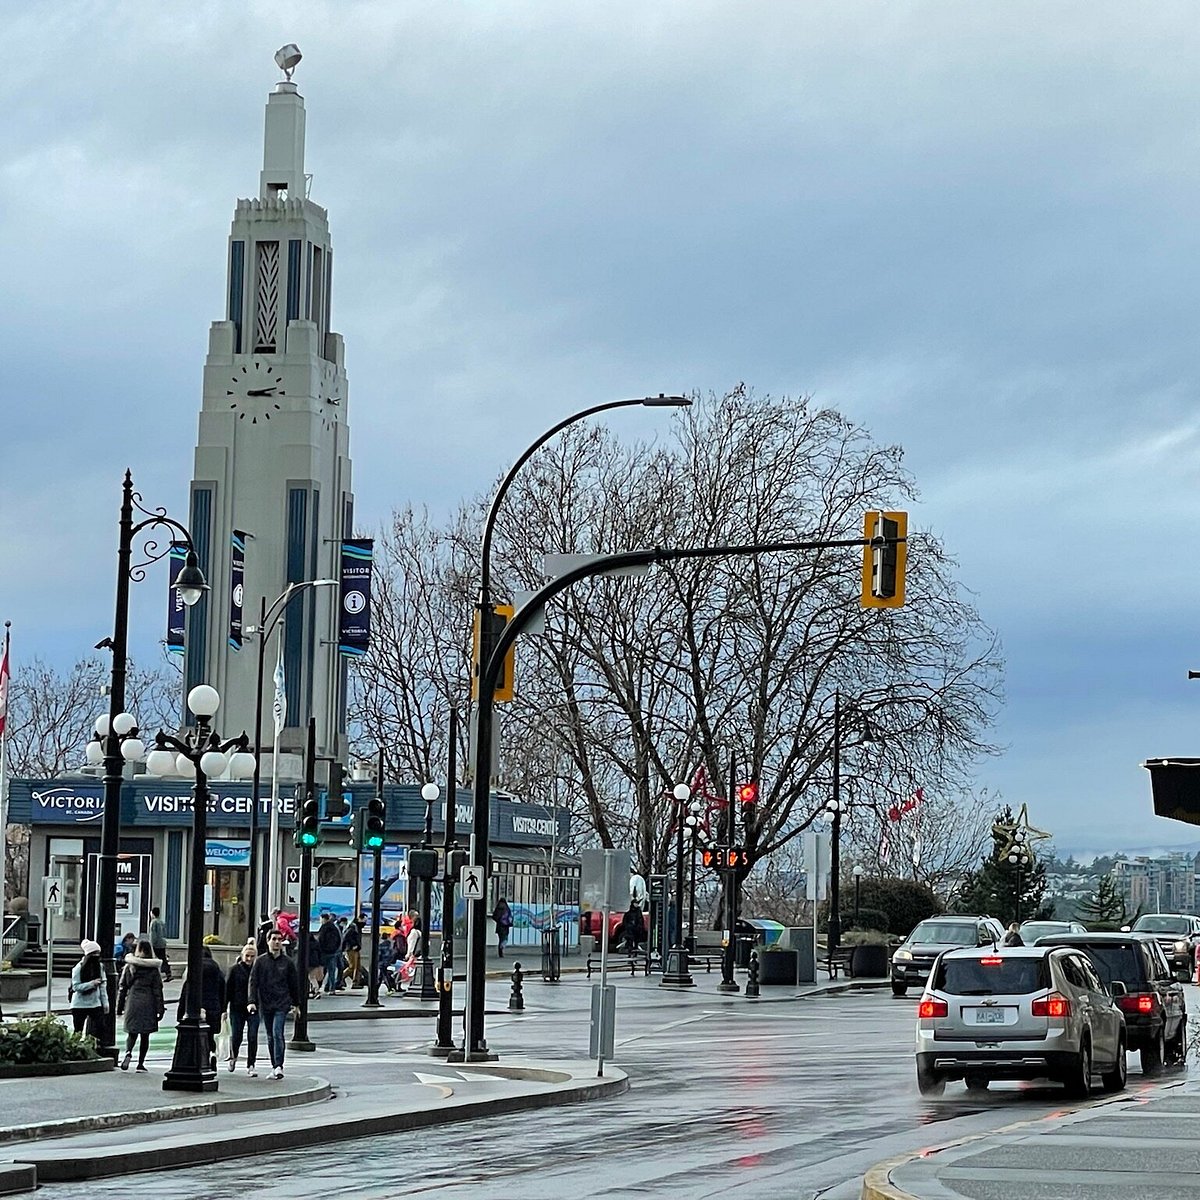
xmin=254 ymin=240 xmax=280 ymax=353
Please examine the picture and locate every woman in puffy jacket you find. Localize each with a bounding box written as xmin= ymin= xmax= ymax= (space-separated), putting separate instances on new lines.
xmin=69 ymin=939 xmax=109 ymax=1039
xmin=116 ymin=938 xmax=165 ymax=1071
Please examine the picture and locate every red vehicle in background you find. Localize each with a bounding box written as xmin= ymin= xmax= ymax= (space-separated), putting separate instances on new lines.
xmin=581 ymin=907 xmax=646 ymax=951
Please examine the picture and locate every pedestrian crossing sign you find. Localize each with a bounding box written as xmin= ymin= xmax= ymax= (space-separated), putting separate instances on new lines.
xmin=460 ymin=865 xmax=485 ymax=901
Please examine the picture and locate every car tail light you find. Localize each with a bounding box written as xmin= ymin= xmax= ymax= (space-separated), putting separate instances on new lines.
xmin=1118 ymin=993 xmax=1158 ymax=1015
xmin=979 ymin=956 xmax=1003 ymax=965
xmin=918 ymin=997 xmax=948 ymax=1019
xmin=1032 ymin=992 xmax=1071 ymax=1018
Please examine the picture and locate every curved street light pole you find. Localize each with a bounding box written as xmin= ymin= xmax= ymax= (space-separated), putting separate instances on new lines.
xmin=95 ymin=470 xmax=206 ymax=1061
xmin=460 ymin=394 xmax=689 ymax=1062
xmin=246 ymin=579 xmax=337 ymax=932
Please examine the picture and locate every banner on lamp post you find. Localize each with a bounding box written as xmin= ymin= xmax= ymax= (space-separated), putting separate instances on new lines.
xmin=228 ymin=530 xmax=246 ymax=652
xmin=166 ymin=543 xmax=186 ymax=655
xmin=338 ymin=538 xmax=373 ymax=657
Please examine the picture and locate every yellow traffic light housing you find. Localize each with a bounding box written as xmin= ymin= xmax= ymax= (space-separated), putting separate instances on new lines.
xmin=471 ymin=603 xmax=517 ymax=703
xmin=861 ymin=511 xmax=907 ymax=608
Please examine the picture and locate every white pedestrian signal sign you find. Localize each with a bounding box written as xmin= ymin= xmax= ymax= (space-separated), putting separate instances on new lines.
xmin=460 ymin=865 xmax=485 ymax=901
xmin=42 ymin=876 xmax=64 ymax=911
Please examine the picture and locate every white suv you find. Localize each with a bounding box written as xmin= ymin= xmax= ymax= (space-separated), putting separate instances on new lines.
xmin=914 ymin=945 xmax=1127 ymax=1098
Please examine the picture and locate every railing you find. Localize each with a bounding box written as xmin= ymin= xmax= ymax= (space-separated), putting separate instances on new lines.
xmin=2 ymin=912 xmax=29 ymax=967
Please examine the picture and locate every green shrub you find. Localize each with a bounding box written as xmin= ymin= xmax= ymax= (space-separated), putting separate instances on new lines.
xmin=841 ymin=929 xmax=892 ymax=947
xmin=819 ymin=877 xmax=942 ymax=937
xmin=844 ymin=907 xmax=889 ymax=934
xmin=0 ymin=1016 xmax=100 ymax=1066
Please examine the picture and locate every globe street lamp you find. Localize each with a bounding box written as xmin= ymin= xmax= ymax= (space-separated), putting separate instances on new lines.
xmin=462 ymin=393 xmax=689 ymax=1061
xmin=243 ymin=578 xmax=338 ymax=930
xmin=853 ymin=864 xmax=865 ymax=924
xmin=684 ymin=797 xmax=704 ymax=953
xmin=1006 ymin=844 xmax=1033 ymax=924
xmin=93 ymin=470 xmax=207 ymax=1060
xmin=417 ymin=782 xmax=440 ymax=1000
xmin=661 ymin=783 xmax=696 ymax=989
xmin=146 ymin=684 xmax=254 ymax=1093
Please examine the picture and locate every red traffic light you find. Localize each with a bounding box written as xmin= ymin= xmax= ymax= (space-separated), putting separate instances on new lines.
xmin=736 ymin=781 xmax=759 ymax=805
xmin=701 ymin=848 xmax=718 ymax=869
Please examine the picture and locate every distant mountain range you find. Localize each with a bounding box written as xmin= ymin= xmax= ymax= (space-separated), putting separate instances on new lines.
xmin=1057 ymin=840 xmax=1200 ymax=866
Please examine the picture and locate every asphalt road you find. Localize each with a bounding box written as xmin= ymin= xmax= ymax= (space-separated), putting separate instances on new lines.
xmin=39 ymin=977 xmax=1181 ymax=1200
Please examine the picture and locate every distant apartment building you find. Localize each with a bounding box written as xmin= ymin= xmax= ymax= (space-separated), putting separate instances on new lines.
xmin=1111 ymin=853 xmax=1199 ymax=915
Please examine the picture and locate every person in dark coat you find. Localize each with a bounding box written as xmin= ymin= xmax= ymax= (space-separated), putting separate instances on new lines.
xmin=177 ymin=946 xmax=228 ymax=1065
xmin=315 ymin=912 xmax=343 ymax=995
xmin=617 ymin=905 xmax=645 ymax=954
xmin=116 ymin=939 xmax=164 ymax=1071
xmin=248 ymin=929 xmax=300 ymax=1079
xmin=1002 ymin=923 xmax=1025 ymax=948
xmin=342 ymin=915 xmax=364 ymax=988
xmin=492 ymin=898 xmax=513 ymax=957
xmin=225 ymin=941 xmax=260 ymax=1076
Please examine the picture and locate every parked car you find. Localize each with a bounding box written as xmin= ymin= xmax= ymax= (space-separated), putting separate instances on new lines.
xmin=580 ymin=908 xmax=646 ymax=949
xmin=891 ymin=916 xmax=1006 ymax=997
xmin=914 ymin=945 xmax=1127 ymax=1097
xmin=1036 ymin=931 xmax=1187 ymax=1073
xmin=1128 ymin=914 xmax=1200 ymax=978
xmin=1019 ymin=920 xmax=1087 ymax=942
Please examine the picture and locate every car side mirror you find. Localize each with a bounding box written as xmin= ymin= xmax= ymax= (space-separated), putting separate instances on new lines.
xmin=1119 ymin=926 xmax=1131 ymax=933
xmin=1109 ymin=980 xmax=1127 ymax=997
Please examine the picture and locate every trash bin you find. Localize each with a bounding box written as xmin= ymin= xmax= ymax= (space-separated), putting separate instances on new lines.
xmin=541 ymin=926 xmax=562 ymax=982
xmin=736 ymin=918 xmax=785 ymax=966
xmin=735 ymin=935 xmax=756 ymax=968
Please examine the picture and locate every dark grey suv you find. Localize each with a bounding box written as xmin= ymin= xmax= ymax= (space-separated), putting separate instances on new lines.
xmin=891 ymin=916 xmax=1006 ymax=997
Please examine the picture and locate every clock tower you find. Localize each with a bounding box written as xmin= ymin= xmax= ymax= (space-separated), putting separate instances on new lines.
xmin=187 ymin=50 xmax=352 ymax=765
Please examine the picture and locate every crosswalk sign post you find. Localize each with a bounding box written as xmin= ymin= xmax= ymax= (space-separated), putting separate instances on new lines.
xmin=42 ymin=876 xmax=63 ymax=1015
xmin=460 ymin=865 xmax=485 ymax=901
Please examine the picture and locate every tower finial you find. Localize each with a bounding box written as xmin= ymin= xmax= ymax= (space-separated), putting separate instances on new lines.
xmin=274 ymin=44 xmax=302 ymax=82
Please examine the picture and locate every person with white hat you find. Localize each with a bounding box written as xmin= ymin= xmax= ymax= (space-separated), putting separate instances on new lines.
xmin=69 ymin=940 xmax=109 ymax=1040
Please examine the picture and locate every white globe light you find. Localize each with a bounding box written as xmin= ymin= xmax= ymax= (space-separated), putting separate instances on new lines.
xmin=673 ymin=783 xmax=691 ymax=801
xmin=112 ymin=712 xmax=136 ymax=736
xmin=85 ymin=740 xmax=104 ymax=766
xmin=200 ymin=750 xmax=230 ymax=777
xmin=228 ymin=751 xmax=256 ymax=780
xmin=94 ymin=714 xmax=111 ymax=737
xmin=187 ymin=684 xmax=220 ymax=718
xmin=175 ymin=754 xmax=197 ymax=779
xmin=421 ymin=782 xmax=440 ymax=803
xmin=120 ymin=737 xmax=145 ymax=763
xmin=145 ymin=749 xmax=177 ymax=776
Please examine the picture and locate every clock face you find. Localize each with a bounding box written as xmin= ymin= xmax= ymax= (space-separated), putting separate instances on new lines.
xmin=226 ymin=360 xmax=286 ymax=423
xmin=318 ymin=372 xmax=344 ymax=431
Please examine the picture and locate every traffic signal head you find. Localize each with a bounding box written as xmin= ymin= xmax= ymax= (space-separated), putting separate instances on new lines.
xmin=736 ymin=781 xmax=759 ymax=806
xmin=295 ymin=790 xmax=320 ymax=849
xmin=408 ymin=848 xmax=439 ymax=880
xmin=364 ymin=793 xmax=386 ymax=850
xmin=861 ymin=510 xmax=907 ymax=608
xmin=701 ymin=848 xmax=718 ymax=870
xmin=326 ymin=762 xmax=348 ymax=818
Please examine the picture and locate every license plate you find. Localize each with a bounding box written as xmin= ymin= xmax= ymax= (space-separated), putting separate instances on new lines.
xmin=973 ymin=1008 xmax=1005 ymax=1024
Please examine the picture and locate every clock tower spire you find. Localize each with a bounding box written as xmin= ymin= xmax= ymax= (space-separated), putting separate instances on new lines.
xmin=188 ymin=46 xmax=353 ymax=768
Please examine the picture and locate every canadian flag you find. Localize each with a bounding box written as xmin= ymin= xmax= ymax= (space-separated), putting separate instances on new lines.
xmin=0 ymin=629 xmax=9 ymax=740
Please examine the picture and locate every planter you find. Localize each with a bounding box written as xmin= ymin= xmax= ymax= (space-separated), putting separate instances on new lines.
xmin=0 ymin=971 xmax=34 ymax=1004
xmin=849 ymin=943 xmax=889 ymax=978
xmin=757 ymin=949 xmax=799 ymax=986
xmin=0 ymin=1056 xmax=112 ymax=1079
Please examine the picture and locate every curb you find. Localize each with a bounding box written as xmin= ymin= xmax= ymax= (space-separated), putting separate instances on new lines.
xmin=0 ymin=1164 xmax=35 ymax=1198
xmin=860 ymin=1155 xmax=920 ymax=1200
xmin=0 ymin=1076 xmax=333 ymax=1147
xmin=12 ymin=1063 xmax=628 ymax=1182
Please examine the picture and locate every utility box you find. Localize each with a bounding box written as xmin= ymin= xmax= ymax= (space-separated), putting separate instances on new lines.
xmin=589 ymin=983 xmax=616 ymax=1059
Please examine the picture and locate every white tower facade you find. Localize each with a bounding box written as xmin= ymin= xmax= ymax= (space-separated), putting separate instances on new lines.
xmin=187 ymin=65 xmax=352 ymax=762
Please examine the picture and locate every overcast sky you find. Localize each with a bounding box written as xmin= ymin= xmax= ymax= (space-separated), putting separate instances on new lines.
xmin=3 ymin=2 xmax=1199 ymax=855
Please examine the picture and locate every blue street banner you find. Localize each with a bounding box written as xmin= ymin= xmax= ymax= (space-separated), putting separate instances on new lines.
xmin=167 ymin=543 xmax=186 ymax=654
xmin=338 ymin=538 xmax=373 ymax=657
xmin=228 ymin=530 xmax=246 ymax=652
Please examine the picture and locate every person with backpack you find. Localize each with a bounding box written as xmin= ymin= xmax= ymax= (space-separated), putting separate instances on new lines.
xmin=69 ymin=939 xmax=109 ymax=1039
xmin=148 ymin=907 xmax=172 ymax=981
xmin=492 ymin=897 xmax=513 ymax=958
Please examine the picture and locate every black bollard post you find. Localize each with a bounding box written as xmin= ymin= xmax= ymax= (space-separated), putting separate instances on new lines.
xmin=508 ymin=962 xmax=525 ymax=1012
xmin=745 ymin=950 xmax=760 ymax=998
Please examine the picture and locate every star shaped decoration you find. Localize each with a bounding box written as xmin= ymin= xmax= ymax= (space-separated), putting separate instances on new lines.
xmin=991 ymin=802 xmax=1051 ymax=861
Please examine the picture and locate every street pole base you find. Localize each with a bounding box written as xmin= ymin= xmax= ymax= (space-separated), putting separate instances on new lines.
xmin=361 ymin=999 xmax=385 ymax=1009
xmin=461 ymin=1048 xmax=500 ymax=1062
xmin=429 ymin=1043 xmax=456 ymax=1058
xmin=161 ymin=1070 xmax=218 ymax=1093
xmin=659 ymin=947 xmax=695 ymax=988
xmin=163 ymin=1019 xmax=219 ymax=1093
xmin=287 ymin=1038 xmax=316 ymax=1052
xmin=717 ymin=980 xmax=741 ymax=993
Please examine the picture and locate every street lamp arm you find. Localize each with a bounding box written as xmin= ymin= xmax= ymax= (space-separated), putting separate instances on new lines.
xmin=478 ymin=395 xmax=689 ymax=602
xmin=257 ymin=578 xmax=339 ymax=640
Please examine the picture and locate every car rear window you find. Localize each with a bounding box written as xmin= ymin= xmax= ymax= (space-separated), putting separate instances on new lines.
xmin=1133 ymin=916 xmax=1190 ymax=935
xmin=1075 ymin=944 xmax=1143 ymax=987
xmin=1020 ymin=923 xmax=1067 ymax=942
xmin=934 ymin=957 xmax=1049 ymax=995
xmin=910 ymin=922 xmax=980 ymax=946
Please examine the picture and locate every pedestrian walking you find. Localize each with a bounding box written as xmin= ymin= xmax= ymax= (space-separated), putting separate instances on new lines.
xmin=225 ymin=941 xmax=260 ymax=1076
xmin=116 ymin=938 xmax=164 ymax=1071
xmin=492 ymin=897 xmax=513 ymax=958
xmin=69 ymin=939 xmax=109 ymax=1040
xmin=255 ymin=908 xmax=280 ymax=954
xmin=316 ymin=911 xmax=343 ymax=994
xmin=177 ymin=946 xmax=227 ymax=1067
xmin=148 ymin=906 xmax=172 ymax=981
xmin=248 ymin=929 xmax=300 ymax=1079
xmin=342 ymin=914 xmax=364 ymax=988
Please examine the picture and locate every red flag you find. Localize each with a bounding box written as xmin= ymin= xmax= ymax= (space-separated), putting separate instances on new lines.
xmin=0 ymin=630 xmax=9 ymax=740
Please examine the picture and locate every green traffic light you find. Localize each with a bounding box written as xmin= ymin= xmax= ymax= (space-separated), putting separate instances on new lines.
xmin=365 ymin=833 xmax=384 ymax=849
xmin=299 ymin=830 xmax=319 ymax=847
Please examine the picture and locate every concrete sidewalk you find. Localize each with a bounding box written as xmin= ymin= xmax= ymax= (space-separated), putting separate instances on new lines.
xmin=862 ymin=1076 xmax=1200 ymax=1200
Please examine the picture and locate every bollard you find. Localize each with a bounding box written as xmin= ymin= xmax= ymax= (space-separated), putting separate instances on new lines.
xmin=744 ymin=950 xmax=761 ymax=998
xmin=509 ymin=962 xmax=525 ymax=1012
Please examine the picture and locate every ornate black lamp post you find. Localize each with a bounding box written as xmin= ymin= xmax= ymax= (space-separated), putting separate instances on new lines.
xmin=1006 ymin=843 xmax=1032 ymax=924
xmin=853 ymin=864 xmax=864 ymax=923
xmin=684 ymin=796 xmax=703 ymax=952
xmin=90 ymin=470 xmax=207 ymax=1060
xmin=660 ymin=783 xmax=695 ymax=988
xmin=144 ymin=684 xmax=254 ymax=1093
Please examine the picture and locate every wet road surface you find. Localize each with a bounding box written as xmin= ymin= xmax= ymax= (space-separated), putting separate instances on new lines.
xmin=40 ymin=980 xmax=1173 ymax=1199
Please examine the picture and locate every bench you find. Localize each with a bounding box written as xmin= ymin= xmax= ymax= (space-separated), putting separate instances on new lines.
xmin=688 ymin=953 xmax=724 ymax=973
xmin=586 ymin=954 xmax=642 ymax=978
xmin=826 ymin=946 xmax=853 ymax=979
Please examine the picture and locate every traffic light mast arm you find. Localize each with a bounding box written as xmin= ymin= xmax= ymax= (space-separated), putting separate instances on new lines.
xmin=478 ymin=533 xmax=906 ymax=697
